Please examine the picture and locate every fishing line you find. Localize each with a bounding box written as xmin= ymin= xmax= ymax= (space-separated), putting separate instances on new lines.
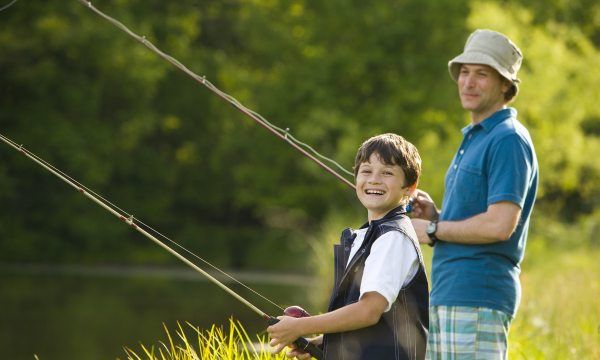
xmin=0 ymin=132 xmax=323 ymax=358
xmin=0 ymin=132 xmax=284 ymax=313
xmin=0 ymin=0 xmax=18 ymax=13
xmin=76 ymin=0 xmax=355 ymax=190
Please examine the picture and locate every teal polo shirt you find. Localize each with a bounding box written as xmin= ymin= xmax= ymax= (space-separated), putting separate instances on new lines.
xmin=431 ymin=107 xmax=538 ymax=317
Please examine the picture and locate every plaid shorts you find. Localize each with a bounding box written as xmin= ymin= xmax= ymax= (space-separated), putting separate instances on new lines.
xmin=427 ymin=306 xmax=512 ymax=360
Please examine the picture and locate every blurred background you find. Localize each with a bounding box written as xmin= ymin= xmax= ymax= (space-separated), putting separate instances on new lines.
xmin=0 ymin=0 xmax=598 ymax=359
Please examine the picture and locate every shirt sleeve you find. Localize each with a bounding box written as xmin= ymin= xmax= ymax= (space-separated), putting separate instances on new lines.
xmin=487 ymin=134 xmax=535 ymax=208
xmin=359 ymin=231 xmax=419 ymax=312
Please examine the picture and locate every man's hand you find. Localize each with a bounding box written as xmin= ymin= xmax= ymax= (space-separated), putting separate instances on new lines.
xmin=411 ymin=218 xmax=434 ymax=245
xmin=410 ymin=189 xmax=439 ymax=221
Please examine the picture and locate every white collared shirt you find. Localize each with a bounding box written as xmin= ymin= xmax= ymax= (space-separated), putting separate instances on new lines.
xmin=347 ymin=228 xmax=419 ymax=312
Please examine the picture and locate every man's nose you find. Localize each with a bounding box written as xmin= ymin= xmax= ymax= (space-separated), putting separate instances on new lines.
xmin=462 ymin=73 xmax=475 ymax=87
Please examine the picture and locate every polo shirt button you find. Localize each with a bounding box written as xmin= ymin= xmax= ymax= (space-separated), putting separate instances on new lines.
xmin=459 ymin=149 xmax=464 ymax=155
xmin=454 ymin=164 xmax=458 ymax=169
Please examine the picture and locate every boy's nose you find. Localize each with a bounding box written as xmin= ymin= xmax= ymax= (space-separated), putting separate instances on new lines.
xmin=367 ymin=176 xmax=382 ymax=184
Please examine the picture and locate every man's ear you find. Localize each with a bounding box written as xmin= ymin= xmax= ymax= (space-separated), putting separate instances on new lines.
xmin=501 ymin=78 xmax=511 ymax=94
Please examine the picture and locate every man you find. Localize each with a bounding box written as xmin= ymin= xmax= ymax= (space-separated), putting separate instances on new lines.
xmin=410 ymin=29 xmax=538 ymax=359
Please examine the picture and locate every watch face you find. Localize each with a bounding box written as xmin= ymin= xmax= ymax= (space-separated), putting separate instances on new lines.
xmin=426 ymin=222 xmax=436 ymax=235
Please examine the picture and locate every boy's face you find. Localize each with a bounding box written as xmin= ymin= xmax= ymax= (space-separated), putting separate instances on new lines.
xmin=355 ymin=152 xmax=409 ymax=221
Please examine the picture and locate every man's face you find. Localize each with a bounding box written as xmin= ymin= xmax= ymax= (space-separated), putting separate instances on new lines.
xmin=458 ymin=64 xmax=509 ymax=122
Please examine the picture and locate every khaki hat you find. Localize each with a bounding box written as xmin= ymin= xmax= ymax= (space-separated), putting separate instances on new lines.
xmin=448 ymin=29 xmax=523 ymax=83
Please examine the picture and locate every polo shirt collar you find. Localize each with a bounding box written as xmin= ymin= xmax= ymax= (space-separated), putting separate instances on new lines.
xmin=461 ymin=107 xmax=517 ymax=135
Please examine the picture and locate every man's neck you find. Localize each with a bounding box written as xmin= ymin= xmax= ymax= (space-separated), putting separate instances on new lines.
xmin=470 ymin=104 xmax=507 ymax=125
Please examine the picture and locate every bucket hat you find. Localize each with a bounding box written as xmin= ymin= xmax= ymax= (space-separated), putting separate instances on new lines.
xmin=448 ymin=29 xmax=523 ymax=83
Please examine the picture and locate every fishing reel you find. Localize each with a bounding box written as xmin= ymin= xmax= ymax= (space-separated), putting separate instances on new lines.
xmin=284 ymin=305 xmax=311 ymax=318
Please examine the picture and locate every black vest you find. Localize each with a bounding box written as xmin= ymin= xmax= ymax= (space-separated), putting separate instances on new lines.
xmin=323 ymin=206 xmax=429 ymax=360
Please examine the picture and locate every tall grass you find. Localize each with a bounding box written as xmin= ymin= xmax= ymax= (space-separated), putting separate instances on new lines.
xmin=509 ymin=249 xmax=600 ymax=359
xmin=121 ymin=319 xmax=285 ymax=360
xmin=124 ymin=215 xmax=599 ymax=359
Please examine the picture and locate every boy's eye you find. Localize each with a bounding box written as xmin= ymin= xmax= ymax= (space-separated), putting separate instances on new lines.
xmin=361 ymin=169 xmax=371 ymax=174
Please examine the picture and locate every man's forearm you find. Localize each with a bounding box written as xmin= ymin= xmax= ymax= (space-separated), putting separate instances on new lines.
xmin=436 ymin=202 xmax=521 ymax=245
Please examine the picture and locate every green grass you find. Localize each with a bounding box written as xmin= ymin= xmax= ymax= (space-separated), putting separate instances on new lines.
xmin=121 ymin=319 xmax=286 ymax=360
xmin=122 ymin=218 xmax=600 ymax=359
xmin=508 ymin=248 xmax=600 ymax=359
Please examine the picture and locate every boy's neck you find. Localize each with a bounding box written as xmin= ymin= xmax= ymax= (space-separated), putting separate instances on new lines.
xmin=367 ymin=205 xmax=405 ymax=222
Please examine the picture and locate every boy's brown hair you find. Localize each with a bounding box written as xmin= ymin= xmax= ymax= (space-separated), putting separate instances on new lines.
xmin=354 ymin=133 xmax=421 ymax=187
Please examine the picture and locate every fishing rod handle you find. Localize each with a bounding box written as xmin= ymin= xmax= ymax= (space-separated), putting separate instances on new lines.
xmin=267 ymin=316 xmax=324 ymax=360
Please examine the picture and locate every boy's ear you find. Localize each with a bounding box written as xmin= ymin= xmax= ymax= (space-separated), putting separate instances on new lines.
xmin=405 ymin=182 xmax=418 ymax=196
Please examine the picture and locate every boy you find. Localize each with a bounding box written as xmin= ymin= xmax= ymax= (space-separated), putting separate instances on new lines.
xmin=268 ymin=133 xmax=429 ymax=360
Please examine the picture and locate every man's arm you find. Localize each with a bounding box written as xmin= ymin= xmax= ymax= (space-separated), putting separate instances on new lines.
xmin=268 ymin=292 xmax=387 ymax=351
xmin=412 ymin=201 xmax=521 ymax=245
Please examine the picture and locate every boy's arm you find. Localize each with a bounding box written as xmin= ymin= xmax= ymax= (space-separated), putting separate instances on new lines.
xmin=268 ymin=291 xmax=387 ymax=351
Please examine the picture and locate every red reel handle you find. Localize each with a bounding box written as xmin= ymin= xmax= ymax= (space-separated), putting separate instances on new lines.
xmin=284 ymin=305 xmax=311 ymax=318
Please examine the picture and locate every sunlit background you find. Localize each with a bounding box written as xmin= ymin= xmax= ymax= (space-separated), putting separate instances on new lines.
xmin=1 ymin=0 xmax=598 ymax=359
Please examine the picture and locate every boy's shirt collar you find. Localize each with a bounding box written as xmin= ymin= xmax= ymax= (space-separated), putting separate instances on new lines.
xmin=360 ymin=204 xmax=407 ymax=229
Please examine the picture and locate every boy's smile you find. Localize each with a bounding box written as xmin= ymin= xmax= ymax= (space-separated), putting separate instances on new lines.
xmin=356 ymin=153 xmax=409 ymax=221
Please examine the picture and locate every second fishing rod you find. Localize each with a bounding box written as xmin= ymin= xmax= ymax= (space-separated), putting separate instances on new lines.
xmin=0 ymin=133 xmax=323 ymax=360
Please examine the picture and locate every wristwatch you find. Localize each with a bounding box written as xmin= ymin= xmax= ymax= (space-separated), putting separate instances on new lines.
xmin=426 ymin=220 xmax=439 ymax=247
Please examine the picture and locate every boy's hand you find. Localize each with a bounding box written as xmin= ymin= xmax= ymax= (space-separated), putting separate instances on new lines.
xmin=285 ymin=336 xmax=323 ymax=359
xmin=410 ymin=189 xmax=439 ymax=221
xmin=267 ymin=316 xmax=304 ymax=354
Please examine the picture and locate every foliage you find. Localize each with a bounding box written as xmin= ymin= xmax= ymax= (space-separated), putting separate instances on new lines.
xmin=0 ymin=0 xmax=598 ymax=266
xmin=1 ymin=1 xmax=599 ymax=359
xmin=121 ymin=319 xmax=285 ymax=360
xmin=0 ymin=0 xmax=464 ymax=267
xmin=509 ymin=248 xmax=600 ymax=359
xmin=465 ymin=1 xmax=600 ymax=223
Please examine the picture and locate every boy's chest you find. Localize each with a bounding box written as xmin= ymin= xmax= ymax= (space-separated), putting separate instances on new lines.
xmin=345 ymin=229 xmax=368 ymax=267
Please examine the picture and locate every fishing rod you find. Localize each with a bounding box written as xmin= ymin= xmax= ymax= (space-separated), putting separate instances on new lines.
xmin=76 ymin=0 xmax=356 ymax=191
xmin=0 ymin=133 xmax=323 ymax=360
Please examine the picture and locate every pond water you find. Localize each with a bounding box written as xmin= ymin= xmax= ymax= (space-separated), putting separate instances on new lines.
xmin=0 ymin=264 xmax=314 ymax=360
